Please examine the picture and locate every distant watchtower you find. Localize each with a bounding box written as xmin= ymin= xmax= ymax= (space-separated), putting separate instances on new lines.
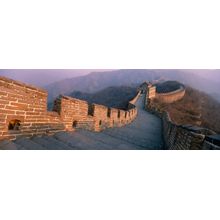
xmin=138 ymin=81 xmax=149 ymax=94
xmin=147 ymin=84 xmax=156 ymax=99
xmin=138 ymin=81 xmax=156 ymax=99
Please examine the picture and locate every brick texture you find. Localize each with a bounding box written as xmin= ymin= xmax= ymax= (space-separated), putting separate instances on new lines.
xmin=0 ymin=76 xmax=140 ymax=140
xmin=145 ymin=88 xmax=219 ymax=150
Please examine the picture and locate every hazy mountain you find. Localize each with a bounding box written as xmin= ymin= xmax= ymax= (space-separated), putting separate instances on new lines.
xmin=1 ymin=69 xmax=219 ymax=102
xmin=187 ymin=69 xmax=220 ymax=83
xmin=45 ymin=69 xmax=220 ymax=102
xmin=69 ymin=86 xmax=138 ymax=109
xmin=0 ymin=69 xmax=113 ymax=87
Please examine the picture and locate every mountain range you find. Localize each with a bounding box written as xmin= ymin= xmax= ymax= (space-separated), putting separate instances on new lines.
xmin=45 ymin=69 xmax=220 ymax=102
xmin=1 ymin=69 xmax=219 ymax=103
xmin=0 ymin=69 xmax=112 ymax=86
xmin=69 ymin=86 xmax=137 ymax=109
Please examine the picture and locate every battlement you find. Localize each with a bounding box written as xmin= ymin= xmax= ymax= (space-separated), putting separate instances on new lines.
xmin=140 ymin=81 xmax=185 ymax=104
xmin=0 ymin=77 xmax=65 ymax=140
xmin=155 ymin=86 xmax=185 ymax=103
xmin=53 ymin=91 xmax=139 ymax=132
xmin=143 ymin=81 xmax=220 ymax=149
xmin=145 ymin=97 xmax=220 ymax=150
xmin=0 ymin=77 xmax=140 ymax=140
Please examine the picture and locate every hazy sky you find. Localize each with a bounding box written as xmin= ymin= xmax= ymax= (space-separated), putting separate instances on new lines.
xmin=0 ymin=69 xmax=219 ymax=87
xmin=0 ymin=69 xmax=115 ymax=86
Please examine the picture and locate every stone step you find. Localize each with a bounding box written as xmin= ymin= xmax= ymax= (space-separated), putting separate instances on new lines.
xmin=53 ymin=132 xmax=83 ymax=149
xmin=14 ymin=137 xmax=46 ymax=150
xmin=54 ymin=132 xmax=113 ymax=150
xmin=31 ymin=136 xmax=67 ymax=150
xmin=103 ymin=130 xmax=161 ymax=149
xmin=77 ymin=129 xmax=142 ymax=149
xmin=0 ymin=140 xmax=20 ymax=150
xmin=41 ymin=136 xmax=73 ymax=150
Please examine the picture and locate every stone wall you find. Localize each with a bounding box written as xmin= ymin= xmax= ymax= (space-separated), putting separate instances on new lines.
xmin=162 ymin=112 xmax=206 ymax=150
xmin=145 ymin=95 xmax=220 ymax=150
xmin=0 ymin=76 xmax=140 ymax=141
xmin=155 ymin=86 xmax=185 ymax=103
xmin=0 ymin=77 xmax=64 ymax=140
xmin=53 ymin=96 xmax=93 ymax=131
xmin=142 ymin=82 xmax=185 ymax=104
xmin=148 ymin=86 xmax=156 ymax=99
xmin=202 ymin=140 xmax=220 ymax=150
xmin=53 ymin=91 xmax=140 ymax=132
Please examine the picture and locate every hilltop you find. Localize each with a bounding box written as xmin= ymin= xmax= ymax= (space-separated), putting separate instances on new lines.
xmin=150 ymin=86 xmax=220 ymax=133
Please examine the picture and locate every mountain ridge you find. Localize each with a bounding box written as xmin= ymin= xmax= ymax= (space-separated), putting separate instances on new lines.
xmin=45 ymin=69 xmax=220 ymax=102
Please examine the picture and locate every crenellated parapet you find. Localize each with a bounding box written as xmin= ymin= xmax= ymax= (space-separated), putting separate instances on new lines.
xmin=145 ymin=98 xmax=220 ymax=150
xmin=53 ymin=91 xmax=140 ymax=132
xmin=143 ymin=81 xmax=220 ymax=149
xmin=140 ymin=81 xmax=185 ymax=104
xmin=155 ymin=86 xmax=185 ymax=103
xmin=0 ymin=76 xmax=65 ymax=140
xmin=0 ymin=76 xmax=140 ymax=140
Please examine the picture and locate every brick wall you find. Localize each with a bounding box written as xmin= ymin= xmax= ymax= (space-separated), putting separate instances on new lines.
xmin=0 ymin=76 xmax=140 ymax=141
xmin=148 ymin=86 xmax=156 ymax=99
xmin=145 ymin=96 xmax=219 ymax=150
xmin=202 ymin=140 xmax=220 ymax=150
xmin=90 ymin=103 xmax=109 ymax=131
xmin=162 ymin=112 xmax=206 ymax=150
xmin=53 ymin=91 xmax=140 ymax=132
xmin=53 ymin=95 xmax=93 ymax=131
xmin=155 ymin=86 xmax=185 ymax=103
xmin=0 ymin=77 xmax=64 ymax=140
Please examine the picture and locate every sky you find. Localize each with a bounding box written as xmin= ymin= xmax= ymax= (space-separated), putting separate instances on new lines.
xmin=0 ymin=69 xmax=219 ymax=87
xmin=0 ymin=69 xmax=115 ymax=86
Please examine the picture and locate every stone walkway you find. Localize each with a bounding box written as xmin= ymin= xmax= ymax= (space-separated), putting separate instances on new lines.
xmin=0 ymin=95 xmax=164 ymax=150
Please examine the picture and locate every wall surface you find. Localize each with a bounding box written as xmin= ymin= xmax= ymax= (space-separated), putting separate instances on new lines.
xmin=155 ymin=86 xmax=185 ymax=103
xmin=145 ymin=94 xmax=220 ymax=150
xmin=3 ymin=76 xmax=215 ymax=150
xmin=0 ymin=77 xmax=64 ymax=140
xmin=54 ymin=91 xmax=140 ymax=132
xmin=162 ymin=112 xmax=206 ymax=150
xmin=0 ymin=76 xmax=140 ymax=141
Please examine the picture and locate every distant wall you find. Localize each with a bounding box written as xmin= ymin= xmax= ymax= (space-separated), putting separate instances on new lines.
xmin=155 ymin=86 xmax=185 ymax=103
xmin=145 ymin=96 xmax=219 ymax=150
xmin=148 ymin=86 xmax=156 ymax=99
xmin=54 ymin=91 xmax=140 ymax=132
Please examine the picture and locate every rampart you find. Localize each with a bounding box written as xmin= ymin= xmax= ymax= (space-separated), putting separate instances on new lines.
xmin=53 ymin=90 xmax=140 ymax=132
xmin=155 ymin=86 xmax=185 ymax=104
xmin=0 ymin=77 xmax=65 ymax=140
xmin=0 ymin=76 xmax=140 ymax=140
xmin=138 ymin=82 xmax=185 ymax=104
xmin=145 ymin=96 xmax=220 ymax=150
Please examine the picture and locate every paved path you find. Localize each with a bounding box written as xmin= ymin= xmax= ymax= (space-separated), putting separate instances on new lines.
xmin=0 ymin=95 xmax=164 ymax=150
xmin=99 ymin=94 xmax=164 ymax=149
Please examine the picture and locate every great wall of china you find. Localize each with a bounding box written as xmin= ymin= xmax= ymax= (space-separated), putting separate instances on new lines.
xmin=0 ymin=76 xmax=139 ymax=141
xmin=0 ymin=76 xmax=219 ymax=150
xmin=143 ymin=83 xmax=220 ymax=150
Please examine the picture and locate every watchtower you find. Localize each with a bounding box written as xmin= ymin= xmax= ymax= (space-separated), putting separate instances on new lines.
xmin=147 ymin=84 xmax=156 ymax=99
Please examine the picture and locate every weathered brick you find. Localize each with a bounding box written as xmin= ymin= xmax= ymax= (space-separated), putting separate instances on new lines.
xmin=0 ymin=77 xmax=140 ymax=141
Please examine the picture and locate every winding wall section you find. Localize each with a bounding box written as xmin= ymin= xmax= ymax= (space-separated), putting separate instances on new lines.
xmin=0 ymin=76 xmax=140 ymax=140
xmin=155 ymin=86 xmax=185 ymax=103
xmin=145 ymin=95 xmax=220 ymax=150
